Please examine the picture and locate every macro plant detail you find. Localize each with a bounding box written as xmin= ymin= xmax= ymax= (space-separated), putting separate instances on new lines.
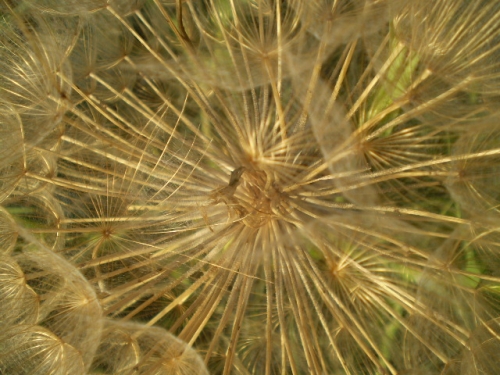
xmin=1 ymin=0 xmax=500 ymax=374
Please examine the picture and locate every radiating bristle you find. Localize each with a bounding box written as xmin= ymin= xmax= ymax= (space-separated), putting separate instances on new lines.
xmin=395 ymin=0 xmax=500 ymax=96
xmin=90 ymin=319 xmax=209 ymax=375
xmin=1 ymin=0 xmax=500 ymax=374
xmin=0 ymin=324 xmax=86 ymax=375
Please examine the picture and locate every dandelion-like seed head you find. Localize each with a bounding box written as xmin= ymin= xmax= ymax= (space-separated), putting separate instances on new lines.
xmin=1 ymin=0 xmax=500 ymax=374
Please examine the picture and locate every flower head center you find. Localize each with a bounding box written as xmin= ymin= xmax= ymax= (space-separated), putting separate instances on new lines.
xmin=211 ymin=165 xmax=292 ymax=228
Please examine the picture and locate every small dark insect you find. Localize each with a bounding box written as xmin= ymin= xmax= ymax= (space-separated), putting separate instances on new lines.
xmin=209 ymin=167 xmax=246 ymax=203
xmin=228 ymin=166 xmax=246 ymax=187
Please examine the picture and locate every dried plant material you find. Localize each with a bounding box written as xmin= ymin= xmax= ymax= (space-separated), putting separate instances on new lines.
xmin=0 ymin=206 xmax=18 ymax=254
xmin=395 ymin=0 xmax=500 ymax=95
xmin=460 ymin=318 xmax=500 ymax=375
xmin=0 ymin=0 xmax=499 ymax=374
xmin=0 ymin=255 xmax=39 ymax=326
xmin=445 ymin=124 xmax=500 ymax=221
xmin=0 ymin=12 xmax=72 ymax=150
xmin=5 ymin=246 xmax=102 ymax=371
xmin=4 ymin=192 xmax=65 ymax=251
xmin=0 ymin=324 xmax=85 ymax=375
xmin=91 ymin=320 xmax=209 ymax=375
xmin=17 ymin=0 xmax=145 ymax=16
